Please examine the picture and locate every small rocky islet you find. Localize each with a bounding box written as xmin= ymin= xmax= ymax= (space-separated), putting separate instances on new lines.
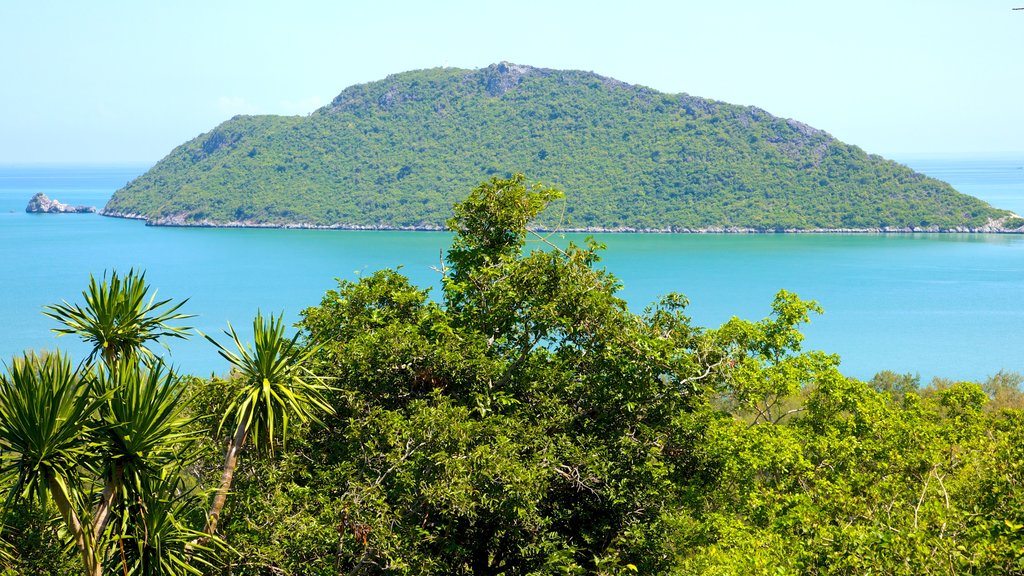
xmin=25 ymin=192 xmax=96 ymax=214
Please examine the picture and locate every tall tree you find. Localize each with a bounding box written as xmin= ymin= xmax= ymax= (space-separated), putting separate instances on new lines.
xmin=267 ymin=175 xmax=735 ymax=574
xmin=202 ymin=311 xmax=333 ymax=537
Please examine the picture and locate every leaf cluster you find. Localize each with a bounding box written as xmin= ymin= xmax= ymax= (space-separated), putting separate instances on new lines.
xmin=0 ymin=270 xmax=223 ymax=576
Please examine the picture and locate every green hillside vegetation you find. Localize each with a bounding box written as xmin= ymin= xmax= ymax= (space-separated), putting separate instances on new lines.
xmin=7 ymin=177 xmax=1024 ymax=575
xmin=102 ymin=63 xmax=1014 ymax=231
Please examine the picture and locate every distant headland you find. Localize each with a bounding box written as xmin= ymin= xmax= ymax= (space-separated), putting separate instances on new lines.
xmin=101 ymin=63 xmax=1024 ymax=233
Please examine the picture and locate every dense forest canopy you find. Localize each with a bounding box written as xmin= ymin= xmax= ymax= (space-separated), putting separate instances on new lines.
xmin=5 ymin=177 xmax=1024 ymax=575
xmin=102 ymin=63 xmax=1020 ymax=232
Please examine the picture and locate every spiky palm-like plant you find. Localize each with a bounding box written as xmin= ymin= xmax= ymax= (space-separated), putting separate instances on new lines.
xmin=95 ymin=358 xmax=195 ymax=500
xmin=43 ymin=269 xmax=192 ymax=366
xmin=202 ymin=311 xmax=333 ymax=535
xmin=0 ymin=351 xmax=107 ymax=575
xmin=111 ymin=470 xmax=225 ymax=576
xmin=0 ymin=353 xmax=203 ymax=576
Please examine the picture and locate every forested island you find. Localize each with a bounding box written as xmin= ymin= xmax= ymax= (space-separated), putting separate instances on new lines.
xmin=4 ymin=177 xmax=1024 ymax=574
xmin=102 ymin=63 xmax=1023 ymax=232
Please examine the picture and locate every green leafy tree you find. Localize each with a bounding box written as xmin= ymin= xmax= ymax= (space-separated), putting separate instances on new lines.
xmin=210 ymin=175 xmax=735 ymax=574
xmin=869 ymin=369 xmax=920 ymax=401
xmin=712 ymin=289 xmax=835 ymax=424
xmin=982 ymin=370 xmax=1024 ymax=412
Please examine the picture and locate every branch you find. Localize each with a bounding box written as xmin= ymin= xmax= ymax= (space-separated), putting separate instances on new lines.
xmin=430 ymin=249 xmax=448 ymax=276
xmin=771 ymin=406 xmax=807 ymax=425
xmin=527 ymin=227 xmax=571 ymax=258
xmin=913 ymin=467 xmax=934 ymax=530
xmin=552 ymin=463 xmax=599 ymax=494
xmin=677 ymin=357 xmax=726 ymax=388
xmin=494 ymin=329 xmax=544 ymax=390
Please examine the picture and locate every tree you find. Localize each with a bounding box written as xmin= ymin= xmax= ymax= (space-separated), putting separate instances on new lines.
xmin=202 ymin=311 xmax=333 ymax=537
xmin=712 ymin=289 xmax=835 ymax=424
xmin=982 ymin=370 xmax=1024 ymax=412
xmin=0 ymin=272 xmax=213 ymax=576
xmin=210 ymin=174 xmax=737 ymax=574
xmin=869 ymin=369 xmax=920 ymax=401
xmin=43 ymin=269 xmax=192 ymax=366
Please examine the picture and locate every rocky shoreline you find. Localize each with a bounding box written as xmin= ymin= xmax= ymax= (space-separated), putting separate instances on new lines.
xmin=99 ymin=210 xmax=1024 ymax=234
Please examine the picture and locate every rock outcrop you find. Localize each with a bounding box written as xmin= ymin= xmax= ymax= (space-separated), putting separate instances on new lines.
xmin=26 ymin=192 xmax=96 ymax=214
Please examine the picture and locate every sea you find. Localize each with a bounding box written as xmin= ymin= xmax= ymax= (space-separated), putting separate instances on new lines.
xmin=1 ymin=156 xmax=1023 ymax=382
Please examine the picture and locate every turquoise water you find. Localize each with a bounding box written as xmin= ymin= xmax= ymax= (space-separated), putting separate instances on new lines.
xmin=1 ymin=158 xmax=1022 ymax=381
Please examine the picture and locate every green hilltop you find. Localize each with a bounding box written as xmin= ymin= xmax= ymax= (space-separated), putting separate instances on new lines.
xmin=102 ymin=62 xmax=1018 ymax=231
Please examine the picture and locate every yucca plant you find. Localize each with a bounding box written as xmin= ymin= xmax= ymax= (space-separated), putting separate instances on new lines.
xmin=1 ymin=273 xmax=212 ymax=576
xmin=202 ymin=311 xmax=333 ymax=535
xmin=0 ymin=351 xmax=107 ymax=575
xmin=109 ymin=470 xmax=226 ymax=576
xmin=95 ymin=358 xmax=196 ymax=503
xmin=43 ymin=269 xmax=193 ymax=367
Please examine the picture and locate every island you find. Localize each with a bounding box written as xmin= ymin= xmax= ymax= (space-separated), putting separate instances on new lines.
xmin=26 ymin=192 xmax=96 ymax=214
xmin=102 ymin=63 xmax=1023 ymax=232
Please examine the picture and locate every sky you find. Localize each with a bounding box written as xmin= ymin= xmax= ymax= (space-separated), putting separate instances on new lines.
xmin=1 ymin=0 xmax=1021 ymax=164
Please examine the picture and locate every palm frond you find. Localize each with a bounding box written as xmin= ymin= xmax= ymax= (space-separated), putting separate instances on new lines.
xmin=203 ymin=311 xmax=333 ymax=453
xmin=0 ymin=351 xmax=101 ymax=510
xmin=43 ymin=269 xmax=193 ymax=366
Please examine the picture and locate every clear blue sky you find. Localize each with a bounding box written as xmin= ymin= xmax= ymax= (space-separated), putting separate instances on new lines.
xmin=1 ymin=0 xmax=1021 ymax=164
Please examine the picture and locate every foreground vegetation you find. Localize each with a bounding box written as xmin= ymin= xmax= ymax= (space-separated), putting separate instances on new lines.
xmin=5 ymin=176 xmax=1024 ymax=574
xmin=103 ymin=63 xmax=1012 ymax=231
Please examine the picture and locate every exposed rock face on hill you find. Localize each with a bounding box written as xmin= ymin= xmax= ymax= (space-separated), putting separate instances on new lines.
xmin=26 ymin=193 xmax=96 ymax=214
xmin=102 ymin=63 xmax=1016 ymax=232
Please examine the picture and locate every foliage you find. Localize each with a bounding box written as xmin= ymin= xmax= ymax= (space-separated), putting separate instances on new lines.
xmin=197 ymin=176 xmax=1024 ymax=575
xmin=8 ymin=175 xmax=1024 ymax=574
xmin=202 ymin=176 xmax=799 ymax=574
xmin=203 ymin=311 xmax=332 ymax=454
xmin=674 ymin=373 xmax=1024 ymax=574
xmin=102 ymin=64 xmax=1009 ymax=231
xmin=0 ymin=500 xmax=78 ymax=576
xmin=43 ymin=269 xmax=192 ymax=366
xmin=0 ymin=275 xmax=215 ymax=576
xmin=201 ymin=310 xmax=334 ymax=538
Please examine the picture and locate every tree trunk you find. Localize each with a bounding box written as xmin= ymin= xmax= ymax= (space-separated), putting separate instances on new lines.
xmin=49 ymin=477 xmax=101 ymax=576
xmin=92 ymin=465 xmax=122 ymax=547
xmin=206 ymin=410 xmax=250 ymax=535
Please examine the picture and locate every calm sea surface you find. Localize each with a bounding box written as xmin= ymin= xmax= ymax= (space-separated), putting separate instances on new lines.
xmin=1 ymin=156 xmax=1022 ymax=381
